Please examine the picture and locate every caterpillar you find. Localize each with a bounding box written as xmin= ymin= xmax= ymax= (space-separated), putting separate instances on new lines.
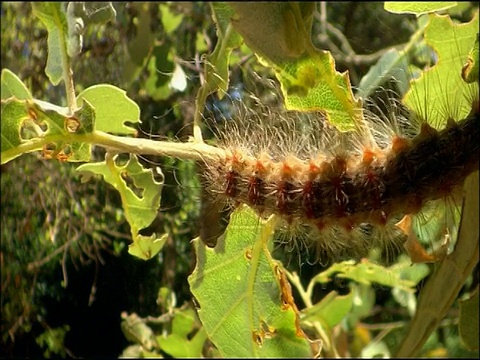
xmin=197 ymin=17 xmax=479 ymax=266
xmin=201 ymin=95 xmax=477 ymax=264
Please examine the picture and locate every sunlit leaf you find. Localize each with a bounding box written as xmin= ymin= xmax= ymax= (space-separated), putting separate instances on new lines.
xmin=301 ymin=290 xmax=354 ymax=330
xmin=385 ymin=2 xmax=458 ymax=15
xmin=77 ymin=84 xmax=140 ymax=134
xmin=77 ymin=154 xmax=162 ymax=229
xmin=313 ymin=258 xmax=426 ymax=292
xmin=31 ymin=2 xmax=68 ymax=85
xmin=80 ymin=2 xmax=116 ymax=25
xmin=205 ymin=3 xmax=244 ymax=96
xmin=170 ymin=63 xmax=187 ymax=92
xmin=76 ymin=154 xmax=166 ymax=260
xmin=160 ymin=3 xmax=183 ymax=34
xmin=32 ymin=99 xmax=94 ymax=162
xmin=1 ymin=99 xmax=28 ymax=163
xmin=228 ymin=2 xmax=361 ymax=131
xmin=156 ymin=309 xmax=207 ymax=358
xmin=128 ymin=233 xmax=167 ymax=261
xmin=361 ymin=340 xmax=391 ymax=358
xmin=195 ymin=32 xmax=208 ymax=53
xmin=188 ymin=205 xmax=313 ymax=358
xmin=1 ymin=98 xmax=94 ymax=164
xmin=1 ymin=69 xmax=32 ymax=100
xmin=277 ymin=52 xmax=362 ymax=131
xmin=404 ymin=13 xmax=479 ymax=128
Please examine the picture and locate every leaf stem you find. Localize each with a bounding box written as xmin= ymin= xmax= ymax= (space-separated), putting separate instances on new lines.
xmin=63 ymin=57 xmax=77 ymax=114
xmin=1 ymin=131 xmax=226 ymax=165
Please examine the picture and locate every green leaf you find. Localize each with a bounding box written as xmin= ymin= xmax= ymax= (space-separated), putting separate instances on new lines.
xmin=301 ymin=290 xmax=354 ymax=330
xmin=1 ymin=69 xmax=32 ymax=100
xmin=229 ymin=2 xmax=315 ymax=64
xmin=76 ymin=154 xmax=166 ymax=260
xmin=385 ymin=2 xmax=458 ymax=15
xmin=29 ymin=101 xmax=73 ymax=137
xmin=160 ymin=4 xmax=183 ymax=34
xmin=65 ymin=2 xmax=84 ymax=58
xmin=277 ymin=52 xmax=362 ymax=132
xmin=172 ymin=309 xmax=195 ymax=337
xmin=188 ymin=205 xmax=313 ymax=358
xmin=156 ymin=309 xmax=207 ymax=358
xmin=157 ymin=330 xmax=207 ymax=358
xmin=459 ymin=286 xmax=479 ymax=351
xmin=128 ymin=233 xmax=168 ymax=261
xmin=77 ymin=84 xmax=140 ymax=134
xmin=31 ymin=2 xmax=68 ymax=85
xmin=120 ymin=345 xmax=145 ymax=358
xmin=313 ymin=259 xmax=424 ymax=292
xmin=33 ymin=99 xmax=94 ymax=162
xmin=1 ymin=99 xmax=28 ymax=163
xmin=205 ymin=3 xmax=244 ymax=96
xmin=70 ymin=98 xmax=95 ymax=135
xmin=170 ymin=63 xmax=187 ymax=92
xmin=144 ymin=44 xmax=175 ymax=101
xmin=228 ymin=2 xmax=360 ymax=131
xmin=348 ymin=284 xmax=377 ymax=325
xmin=404 ymin=13 xmax=479 ymax=128
xmin=1 ymin=98 xmax=94 ymax=164
xmin=390 ymin=255 xmax=430 ymax=316
xmin=195 ymin=32 xmax=208 ymax=53
xmin=356 ymin=49 xmax=411 ymax=99
xmin=189 ymin=327 xmax=209 ymax=356
xmin=35 ymin=325 xmax=70 ymax=358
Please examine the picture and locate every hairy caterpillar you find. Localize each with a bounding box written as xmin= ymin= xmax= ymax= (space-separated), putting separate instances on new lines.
xmin=200 ymin=93 xmax=477 ymax=265
xmin=196 ymin=18 xmax=479 ymax=266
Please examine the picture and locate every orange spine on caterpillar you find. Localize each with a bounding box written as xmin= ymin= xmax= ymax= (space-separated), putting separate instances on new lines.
xmin=201 ymin=12 xmax=479 ymax=264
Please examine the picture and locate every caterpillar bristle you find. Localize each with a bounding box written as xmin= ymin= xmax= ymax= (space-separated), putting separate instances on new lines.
xmin=199 ymin=75 xmax=479 ymax=266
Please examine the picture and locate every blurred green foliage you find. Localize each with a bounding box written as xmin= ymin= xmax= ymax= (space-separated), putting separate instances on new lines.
xmin=1 ymin=2 xmax=209 ymax=357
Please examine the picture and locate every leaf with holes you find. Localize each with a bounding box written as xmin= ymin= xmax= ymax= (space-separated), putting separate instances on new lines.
xmin=404 ymin=13 xmax=479 ymax=128
xmin=188 ymin=205 xmax=313 ymax=358
xmin=228 ymin=2 xmax=361 ymax=131
xmin=1 ymin=98 xmax=95 ymax=164
xmin=1 ymin=99 xmax=28 ymax=163
xmin=77 ymin=84 xmax=140 ymax=134
xmin=77 ymin=154 xmax=166 ymax=259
